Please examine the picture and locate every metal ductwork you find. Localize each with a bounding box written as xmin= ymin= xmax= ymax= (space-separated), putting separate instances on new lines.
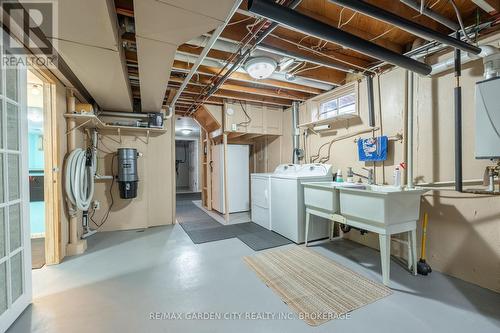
xmin=430 ymin=45 xmax=500 ymax=76
xmin=399 ymin=0 xmax=459 ymax=31
xmin=247 ymin=0 xmax=432 ymax=75
xmin=328 ymin=0 xmax=481 ymax=55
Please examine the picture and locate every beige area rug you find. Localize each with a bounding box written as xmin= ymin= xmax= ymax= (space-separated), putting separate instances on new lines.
xmin=244 ymin=246 xmax=392 ymax=326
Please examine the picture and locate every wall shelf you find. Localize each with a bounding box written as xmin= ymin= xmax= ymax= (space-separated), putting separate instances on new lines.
xmin=298 ymin=114 xmax=359 ymax=129
xmin=64 ymin=113 xmax=167 ymax=136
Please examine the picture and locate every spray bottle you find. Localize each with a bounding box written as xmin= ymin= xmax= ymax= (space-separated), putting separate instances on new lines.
xmin=336 ymin=169 xmax=344 ymax=183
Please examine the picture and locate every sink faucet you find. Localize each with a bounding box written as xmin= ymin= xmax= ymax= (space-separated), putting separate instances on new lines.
xmin=352 ymin=167 xmax=374 ymax=185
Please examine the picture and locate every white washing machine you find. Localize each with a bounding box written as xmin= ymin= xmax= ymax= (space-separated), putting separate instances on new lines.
xmin=250 ymin=165 xmax=301 ymax=230
xmin=271 ymin=164 xmax=333 ymax=243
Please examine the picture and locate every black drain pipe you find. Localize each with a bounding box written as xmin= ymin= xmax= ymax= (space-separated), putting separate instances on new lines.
xmin=328 ymin=0 xmax=481 ymax=55
xmin=247 ymin=0 xmax=432 ymax=75
xmin=366 ymin=75 xmax=375 ymax=127
xmin=454 ymin=32 xmax=463 ymax=192
xmin=205 ymin=0 xmax=303 ymax=98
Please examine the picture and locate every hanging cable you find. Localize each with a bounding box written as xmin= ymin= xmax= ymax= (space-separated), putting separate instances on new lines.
xmin=237 ymin=101 xmax=252 ymax=127
xmin=65 ymin=148 xmax=95 ymax=213
xmin=448 ymin=0 xmax=475 ymax=44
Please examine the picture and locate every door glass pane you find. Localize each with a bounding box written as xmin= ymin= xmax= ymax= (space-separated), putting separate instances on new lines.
xmin=0 ymin=208 xmax=5 ymax=258
xmin=11 ymin=251 xmax=23 ymax=303
xmin=9 ymin=204 xmax=21 ymax=252
xmin=0 ymin=154 xmax=3 ymax=203
xmin=6 ymin=66 xmax=18 ymax=102
xmin=7 ymin=102 xmax=19 ymax=150
xmin=0 ymin=102 xmax=3 ymax=149
xmin=0 ymin=262 xmax=6 ymax=315
xmin=8 ymin=154 xmax=19 ymax=201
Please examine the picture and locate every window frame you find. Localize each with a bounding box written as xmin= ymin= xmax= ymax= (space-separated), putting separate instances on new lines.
xmin=312 ymin=81 xmax=359 ymax=122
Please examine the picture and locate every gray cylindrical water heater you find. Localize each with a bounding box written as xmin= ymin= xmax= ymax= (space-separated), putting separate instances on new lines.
xmin=117 ymin=148 xmax=138 ymax=199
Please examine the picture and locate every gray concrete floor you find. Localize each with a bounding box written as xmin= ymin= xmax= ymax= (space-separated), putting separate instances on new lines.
xmin=8 ymin=224 xmax=500 ymax=333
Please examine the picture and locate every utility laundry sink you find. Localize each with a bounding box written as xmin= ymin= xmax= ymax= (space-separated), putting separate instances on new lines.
xmin=338 ymin=185 xmax=427 ymax=226
xmin=303 ymin=181 xmax=365 ymax=214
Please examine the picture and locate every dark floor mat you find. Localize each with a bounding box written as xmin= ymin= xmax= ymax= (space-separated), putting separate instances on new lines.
xmin=176 ymin=198 xmax=292 ymax=250
xmin=176 ymin=192 xmax=202 ymax=202
xmin=183 ymin=225 xmax=237 ymax=244
xmin=179 ymin=219 xmax=222 ymax=232
xmin=236 ymin=230 xmax=292 ymax=251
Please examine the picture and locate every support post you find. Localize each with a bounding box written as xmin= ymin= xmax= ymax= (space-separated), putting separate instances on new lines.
xmin=65 ymin=89 xmax=87 ymax=256
xmin=454 ymin=32 xmax=463 ymax=193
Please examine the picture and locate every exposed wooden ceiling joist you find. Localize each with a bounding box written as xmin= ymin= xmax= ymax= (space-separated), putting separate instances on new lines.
xmin=168 ymin=83 xmax=293 ymax=107
xmin=176 ymin=43 xmax=346 ymax=85
xmin=171 ymin=59 xmax=325 ymax=94
xmin=169 ymin=75 xmax=312 ymax=101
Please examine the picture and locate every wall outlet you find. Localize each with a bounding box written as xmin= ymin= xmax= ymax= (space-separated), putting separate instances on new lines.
xmin=92 ymin=201 xmax=100 ymax=210
xmin=231 ymin=123 xmax=237 ymax=131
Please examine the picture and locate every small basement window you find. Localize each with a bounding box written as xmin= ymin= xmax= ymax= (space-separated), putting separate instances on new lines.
xmin=314 ymin=81 xmax=358 ymax=122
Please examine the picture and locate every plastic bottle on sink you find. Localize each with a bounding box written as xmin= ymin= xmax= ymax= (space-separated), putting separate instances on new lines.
xmin=393 ymin=166 xmax=401 ymax=188
xmin=336 ymin=169 xmax=344 ymax=183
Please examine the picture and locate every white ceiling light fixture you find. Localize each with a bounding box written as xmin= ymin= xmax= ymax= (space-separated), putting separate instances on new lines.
xmin=244 ymin=56 xmax=277 ymax=80
xmin=181 ymin=129 xmax=192 ymax=135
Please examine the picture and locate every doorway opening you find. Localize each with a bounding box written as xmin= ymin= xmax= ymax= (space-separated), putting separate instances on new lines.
xmin=175 ymin=117 xmax=201 ymax=195
xmin=27 ymin=70 xmax=45 ymax=269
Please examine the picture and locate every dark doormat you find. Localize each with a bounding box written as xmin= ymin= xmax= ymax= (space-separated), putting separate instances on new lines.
xmin=31 ymin=237 xmax=45 ymax=269
xmin=177 ymin=198 xmax=292 ymax=250
xmin=233 ymin=222 xmax=292 ymax=251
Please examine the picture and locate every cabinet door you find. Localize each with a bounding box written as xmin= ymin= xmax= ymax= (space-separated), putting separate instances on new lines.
xmin=210 ymin=145 xmax=224 ymax=213
xmin=265 ymin=106 xmax=283 ymax=135
xmin=246 ymin=104 xmax=264 ymax=134
xmin=224 ymin=102 xmax=247 ymax=133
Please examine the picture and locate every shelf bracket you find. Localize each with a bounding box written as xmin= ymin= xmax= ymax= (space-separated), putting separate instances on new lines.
xmin=135 ymin=130 xmax=150 ymax=145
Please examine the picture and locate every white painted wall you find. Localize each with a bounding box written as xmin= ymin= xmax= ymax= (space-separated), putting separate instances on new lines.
xmin=259 ymin=33 xmax=500 ymax=293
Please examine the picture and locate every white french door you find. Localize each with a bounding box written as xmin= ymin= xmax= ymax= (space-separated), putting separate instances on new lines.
xmin=0 ymin=47 xmax=32 ymax=332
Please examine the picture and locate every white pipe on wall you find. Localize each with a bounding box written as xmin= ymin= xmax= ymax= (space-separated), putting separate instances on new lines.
xmin=407 ymin=71 xmax=414 ymax=189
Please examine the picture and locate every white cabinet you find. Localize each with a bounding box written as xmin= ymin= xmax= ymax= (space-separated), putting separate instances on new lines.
xmin=211 ymin=144 xmax=250 ymax=214
xmin=264 ymin=106 xmax=283 ymax=135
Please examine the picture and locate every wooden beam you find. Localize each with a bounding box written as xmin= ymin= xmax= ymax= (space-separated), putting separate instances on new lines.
xmin=172 ymin=60 xmax=324 ymax=94
xmin=177 ymin=42 xmax=346 ymax=85
xmin=219 ymin=15 xmax=377 ymax=66
xmin=168 ymin=83 xmax=292 ymax=107
xmin=231 ymin=9 xmax=402 ymax=55
xmin=169 ymin=75 xmax=312 ymax=101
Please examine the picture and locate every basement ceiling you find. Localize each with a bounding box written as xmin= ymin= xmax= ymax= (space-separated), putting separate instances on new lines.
xmin=133 ymin=0 xmax=237 ymax=112
xmin=54 ymin=0 xmax=132 ymax=111
xmin=70 ymin=0 xmax=498 ymax=114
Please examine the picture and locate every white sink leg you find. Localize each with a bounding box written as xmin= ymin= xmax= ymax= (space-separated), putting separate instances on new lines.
xmin=407 ymin=231 xmax=413 ymax=271
xmin=379 ymin=234 xmax=391 ymax=286
xmin=305 ymin=210 xmax=310 ymax=247
xmin=411 ymin=228 xmax=417 ymax=275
